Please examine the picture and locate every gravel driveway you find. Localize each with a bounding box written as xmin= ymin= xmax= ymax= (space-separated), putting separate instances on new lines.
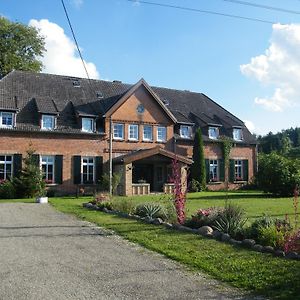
xmin=0 ymin=203 xmax=261 ymax=300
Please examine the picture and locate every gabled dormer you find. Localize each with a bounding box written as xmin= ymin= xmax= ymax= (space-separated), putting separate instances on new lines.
xmin=233 ymin=126 xmax=243 ymax=141
xmin=35 ymin=98 xmax=59 ymax=131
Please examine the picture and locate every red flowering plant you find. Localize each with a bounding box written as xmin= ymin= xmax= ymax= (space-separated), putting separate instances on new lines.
xmin=284 ymin=229 xmax=300 ymax=253
xmin=186 ymin=207 xmax=223 ymax=229
xmin=0 ymin=179 xmax=7 ymax=185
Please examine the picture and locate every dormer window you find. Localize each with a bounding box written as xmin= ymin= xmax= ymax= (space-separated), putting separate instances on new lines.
xmin=41 ymin=115 xmax=55 ymax=130
xmin=208 ymin=127 xmax=219 ymax=140
xmin=0 ymin=112 xmax=14 ymax=128
xmin=73 ymin=80 xmax=80 ymax=87
xmin=180 ymin=125 xmax=192 ymax=139
xmin=233 ymin=128 xmax=243 ymax=141
xmin=82 ymin=118 xmax=94 ymax=133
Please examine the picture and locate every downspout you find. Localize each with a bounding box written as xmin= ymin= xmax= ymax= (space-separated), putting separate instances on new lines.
xmin=109 ymin=117 xmax=113 ymax=195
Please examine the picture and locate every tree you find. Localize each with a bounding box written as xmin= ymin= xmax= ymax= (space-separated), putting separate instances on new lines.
xmin=191 ymin=128 xmax=206 ymax=190
xmin=0 ymin=17 xmax=45 ymax=77
xmin=14 ymin=147 xmax=46 ymax=198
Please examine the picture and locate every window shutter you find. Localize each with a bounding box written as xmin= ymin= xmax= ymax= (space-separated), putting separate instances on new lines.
xmin=73 ymin=156 xmax=81 ymax=184
xmin=95 ymin=156 xmax=103 ymax=184
xmin=13 ymin=154 xmax=22 ymax=178
xmin=219 ymin=159 xmax=225 ymax=182
xmin=205 ymin=159 xmax=210 ymax=183
xmin=32 ymin=154 xmax=40 ymax=166
xmin=243 ymin=159 xmax=249 ymax=181
xmin=229 ymin=159 xmax=235 ymax=183
xmin=55 ymin=155 xmax=63 ymax=184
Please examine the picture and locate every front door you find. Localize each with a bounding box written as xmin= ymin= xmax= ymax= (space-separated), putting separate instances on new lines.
xmin=154 ymin=165 xmax=165 ymax=192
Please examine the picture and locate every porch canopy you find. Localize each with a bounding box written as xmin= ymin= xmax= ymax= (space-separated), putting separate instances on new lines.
xmin=113 ymin=146 xmax=193 ymax=195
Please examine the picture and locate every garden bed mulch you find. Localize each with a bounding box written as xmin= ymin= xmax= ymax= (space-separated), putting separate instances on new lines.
xmin=82 ymin=202 xmax=300 ymax=261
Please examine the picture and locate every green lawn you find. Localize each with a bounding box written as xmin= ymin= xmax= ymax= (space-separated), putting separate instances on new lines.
xmin=116 ymin=190 xmax=297 ymax=222
xmin=49 ymin=194 xmax=300 ymax=300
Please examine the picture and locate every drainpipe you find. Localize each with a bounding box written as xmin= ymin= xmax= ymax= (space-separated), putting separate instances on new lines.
xmin=109 ymin=117 xmax=113 ymax=195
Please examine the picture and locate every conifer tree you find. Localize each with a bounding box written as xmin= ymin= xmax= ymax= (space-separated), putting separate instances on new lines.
xmin=191 ymin=128 xmax=206 ymax=190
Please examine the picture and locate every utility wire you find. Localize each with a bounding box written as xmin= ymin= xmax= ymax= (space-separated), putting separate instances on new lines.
xmin=127 ymin=0 xmax=275 ymax=24
xmin=222 ymin=0 xmax=300 ymax=15
xmin=61 ymin=0 xmax=91 ymax=81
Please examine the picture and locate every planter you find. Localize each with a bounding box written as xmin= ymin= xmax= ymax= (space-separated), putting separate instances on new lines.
xmin=36 ymin=196 xmax=48 ymax=204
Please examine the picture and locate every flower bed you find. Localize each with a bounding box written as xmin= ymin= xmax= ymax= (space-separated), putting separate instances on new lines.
xmin=82 ymin=201 xmax=300 ymax=261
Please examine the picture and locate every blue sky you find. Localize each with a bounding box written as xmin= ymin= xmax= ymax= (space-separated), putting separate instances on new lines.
xmin=1 ymin=0 xmax=300 ymax=135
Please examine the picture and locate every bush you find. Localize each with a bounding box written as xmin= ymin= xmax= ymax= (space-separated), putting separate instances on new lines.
xmin=135 ymin=203 xmax=167 ymax=220
xmin=0 ymin=180 xmax=16 ymax=199
xmin=258 ymin=225 xmax=285 ymax=249
xmin=100 ymin=172 xmax=122 ymax=195
xmin=284 ymin=229 xmax=300 ymax=253
xmin=110 ymin=198 xmax=135 ymax=214
xmin=185 ymin=207 xmax=222 ymax=229
xmin=189 ymin=179 xmax=202 ymax=192
xmin=256 ymin=153 xmax=300 ymax=196
xmin=247 ymin=215 xmax=275 ymax=240
xmin=213 ymin=202 xmax=247 ymax=238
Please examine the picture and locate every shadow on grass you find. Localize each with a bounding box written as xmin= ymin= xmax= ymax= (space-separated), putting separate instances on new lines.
xmin=189 ymin=193 xmax=275 ymax=201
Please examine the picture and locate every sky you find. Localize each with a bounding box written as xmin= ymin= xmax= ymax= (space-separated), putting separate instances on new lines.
xmin=1 ymin=0 xmax=300 ymax=135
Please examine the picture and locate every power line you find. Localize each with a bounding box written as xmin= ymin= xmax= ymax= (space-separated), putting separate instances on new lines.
xmin=60 ymin=0 xmax=91 ymax=81
xmin=127 ymin=0 xmax=276 ymax=24
xmin=222 ymin=0 xmax=300 ymax=15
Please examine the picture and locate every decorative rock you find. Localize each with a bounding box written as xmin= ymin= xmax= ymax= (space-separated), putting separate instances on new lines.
xmin=164 ymin=223 xmax=173 ymax=229
xmin=262 ymin=246 xmax=274 ymax=253
xmin=153 ymin=218 xmax=164 ymax=225
xmin=252 ymin=244 xmax=264 ymax=252
xmin=274 ymin=250 xmax=285 ymax=257
xmin=102 ymin=207 xmax=110 ymax=213
xmin=221 ymin=233 xmax=231 ymax=242
xmin=212 ymin=230 xmax=222 ymax=240
xmin=198 ymin=226 xmax=213 ymax=237
xmin=286 ymin=252 xmax=298 ymax=260
xmin=242 ymin=239 xmax=256 ymax=248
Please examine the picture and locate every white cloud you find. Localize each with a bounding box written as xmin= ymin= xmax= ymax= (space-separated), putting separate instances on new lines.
xmin=244 ymin=120 xmax=255 ymax=133
xmin=240 ymin=23 xmax=300 ymax=112
xmin=29 ymin=19 xmax=99 ymax=79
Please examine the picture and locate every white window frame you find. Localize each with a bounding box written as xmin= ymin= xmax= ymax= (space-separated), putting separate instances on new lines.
xmin=82 ymin=117 xmax=94 ymax=133
xmin=208 ymin=127 xmax=219 ymax=140
xmin=81 ymin=157 xmax=95 ymax=184
xmin=157 ymin=126 xmax=167 ymax=142
xmin=128 ymin=124 xmax=139 ymax=141
xmin=233 ymin=128 xmax=243 ymax=141
xmin=41 ymin=115 xmax=55 ymax=130
xmin=113 ymin=123 xmax=124 ymax=140
xmin=234 ymin=160 xmax=243 ymax=181
xmin=180 ymin=125 xmax=192 ymax=139
xmin=143 ymin=125 xmax=153 ymax=141
xmin=41 ymin=155 xmax=55 ymax=184
xmin=209 ymin=159 xmax=219 ymax=182
xmin=0 ymin=155 xmax=13 ymax=181
xmin=0 ymin=112 xmax=14 ymax=128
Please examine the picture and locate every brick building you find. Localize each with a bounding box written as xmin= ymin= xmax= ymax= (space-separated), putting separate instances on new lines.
xmin=0 ymin=71 xmax=257 ymax=195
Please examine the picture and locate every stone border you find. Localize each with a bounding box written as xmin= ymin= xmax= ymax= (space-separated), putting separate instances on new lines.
xmin=83 ymin=202 xmax=300 ymax=261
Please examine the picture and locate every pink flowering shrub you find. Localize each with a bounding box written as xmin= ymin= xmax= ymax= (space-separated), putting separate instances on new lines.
xmin=284 ymin=229 xmax=300 ymax=253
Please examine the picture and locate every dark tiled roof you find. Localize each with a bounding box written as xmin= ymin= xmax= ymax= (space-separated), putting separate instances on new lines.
xmin=0 ymin=70 xmax=256 ymax=143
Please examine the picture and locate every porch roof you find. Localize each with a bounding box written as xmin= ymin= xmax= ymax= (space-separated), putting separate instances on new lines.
xmin=113 ymin=146 xmax=193 ymax=165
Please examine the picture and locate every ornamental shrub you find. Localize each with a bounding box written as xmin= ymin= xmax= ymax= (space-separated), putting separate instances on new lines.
xmin=256 ymin=153 xmax=300 ymax=196
xmin=0 ymin=180 xmax=16 ymax=199
xmin=135 ymin=203 xmax=166 ymax=220
xmin=110 ymin=198 xmax=135 ymax=214
xmin=213 ymin=202 xmax=247 ymax=238
xmin=284 ymin=229 xmax=300 ymax=253
xmin=257 ymin=225 xmax=285 ymax=249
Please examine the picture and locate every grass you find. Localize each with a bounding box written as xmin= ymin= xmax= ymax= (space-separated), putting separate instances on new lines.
xmin=115 ymin=190 xmax=297 ymax=222
xmin=49 ymin=194 xmax=300 ymax=300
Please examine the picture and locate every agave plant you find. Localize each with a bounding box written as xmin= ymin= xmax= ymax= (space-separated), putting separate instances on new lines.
xmin=135 ymin=203 xmax=166 ymax=220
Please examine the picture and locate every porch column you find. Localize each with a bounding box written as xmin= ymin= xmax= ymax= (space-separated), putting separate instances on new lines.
xmin=114 ymin=163 xmax=132 ymax=196
xmin=180 ymin=164 xmax=188 ymax=194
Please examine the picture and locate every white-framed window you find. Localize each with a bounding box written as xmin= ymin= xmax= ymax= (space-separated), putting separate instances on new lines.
xmin=157 ymin=126 xmax=167 ymax=142
xmin=113 ymin=123 xmax=124 ymax=140
xmin=41 ymin=115 xmax=55 ymax=130
xmin=0 ymin=155 xmax=13 ymax=181
xmin=180 ymin=125 xmax=192 ymax=139
xmin=128 ymin=124 xmax=138 ymax=141
xmin=0 ymin=112 xmax=14 ymax=128
xmin=41 ymin=155 xmax=55 ymax=184
xmin=82 ymin=118 xmax=94 ymax=133
xmin=233 ymin=128 xmax=243 ymax=141
xmin=143 ymin=125 xmax=153 ymax=141
xmin=82 ymin=157 xmax=95 ymax=184
xmin=209 ymin=160 xmax=219 ymax=182
xmin=234 ymin=160 xmax=243 ymax=181
xmin=208 ymin=127 xmax=219 ymax=139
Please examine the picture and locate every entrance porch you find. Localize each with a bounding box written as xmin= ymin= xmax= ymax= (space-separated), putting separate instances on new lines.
xmin=113 ymin=147 xmax=192 ymax=196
